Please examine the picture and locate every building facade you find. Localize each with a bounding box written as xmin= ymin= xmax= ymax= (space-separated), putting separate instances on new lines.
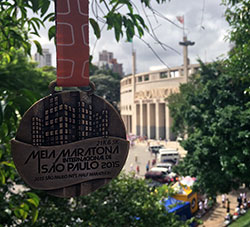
xmin=34 ymin=48 xmax=52 ymax=68
xmin=98 ymin=50 xmax=123 ymax=76
xmin=120 ymin=64 xmax=199 ymax=141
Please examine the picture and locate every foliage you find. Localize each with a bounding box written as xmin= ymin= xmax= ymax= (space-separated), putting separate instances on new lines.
xmin=169 ymin=61 xmax=250 ymax=197
xmin=31 ymin=173 xmax=188 ymax=227
xmin=0 ymin=0 xmax=54 ymax=56
xmin=0 ymin=49 xmax=56 ymax=226
xmin=223 ymin=0 xmax=250 ymax=92
xmin=82 ymin=0 xmax=169 ymax=42
xmin=0 ymin=0 xmax=170 ymax=48
xmin=168 ymin=0 xmax=250 ymax=197
xmin=90 ymin=73 xmax=121 ymax=109
xmin=89 ymin=63 xmax=122 ymax=109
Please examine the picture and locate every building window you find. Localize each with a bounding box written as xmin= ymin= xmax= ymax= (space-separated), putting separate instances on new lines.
xmin=138 ymin=76 xmax=142 ymax=82
xmin=170 ymin=71 xmax=178 ymax=78
xmin=160 ymin=72 xmax=168 ymax=78
xmin=144 ymin=74 xmax=149 ymax=81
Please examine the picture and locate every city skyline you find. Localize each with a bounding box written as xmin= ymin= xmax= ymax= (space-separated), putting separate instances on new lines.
xmin=31 ymin=0 xmax=230 ymax=75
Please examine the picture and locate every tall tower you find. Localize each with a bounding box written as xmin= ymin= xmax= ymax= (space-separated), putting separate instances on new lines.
xmin=179 ymin=36 xmax=195 ymax=82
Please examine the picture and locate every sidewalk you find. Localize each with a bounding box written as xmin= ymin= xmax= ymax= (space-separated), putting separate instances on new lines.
xmin=201 ymin=189 xmax=249 ymax=227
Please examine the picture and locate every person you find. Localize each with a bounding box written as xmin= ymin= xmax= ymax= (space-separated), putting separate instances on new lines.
xmin=152 ymin=159 xmax=156 ymax=166
xmin=130 ymin=163 xmax=134 ymax=172
xmin=204 ymin=198 xmax=208 ymax=211
xmin=199 ymin=200 xmax=204 ymax=214
xmin=146 ymin=161 xmax=150 ymax=172
xmin=222 ymin=194 xmax=226 ymax=208
xmin=233 ymin=207 xmax=240 ymax=220
xmin=226 ymin=198 xmax=231 ymax=213
xmin=243 ymin=192 xmax=247 ymax=201
xmin=243 ymin=198 xmax=248 ymax=209
xmin=237 ymin=194 xmax=242 ymax=208
xmin=224 ymin=212 xmax=231 ymax=225
xmin=240 ymin=204 xmax=246 ymax=214
xmin=136 ymin=165 xmax=140 ymax=175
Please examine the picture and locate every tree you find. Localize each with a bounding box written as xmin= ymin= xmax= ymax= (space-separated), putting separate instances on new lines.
xmin=223 ymin=0 xmax=250 ymax=90
xmin=168 ymin=60 xmax=250 ymax=196
xmin=168 ymin=0 xmax=250 ymax=197
xmin=32 ymin=174 xmax=188 ymax=227
xmin=0 ymin=48 xmax=56 ymax=225
xmin=90 ymin=74 xmax=120 ymax=108
xmin=0 ymin=0 xmax=54 ymax=56
xmin=89 ymin=65 xmax=122 ymax=109
xmin=0 ymin=0 xmax=170 ymax=57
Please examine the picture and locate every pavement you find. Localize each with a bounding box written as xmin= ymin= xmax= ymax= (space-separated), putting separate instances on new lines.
xmin=122 ymin=139 xmax=186 ymax=177
xmin=122 ymin=140 xmax=249 ymax=227
xmin=201 ymin=189 xmax=249 ymax=227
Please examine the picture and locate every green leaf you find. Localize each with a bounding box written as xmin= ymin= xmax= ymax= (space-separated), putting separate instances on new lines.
xmin=90 ymin=18 xmax=101 ymax=39
xmin=31 ymin=209 xmax=39 ymax=224
xmin=26 ymin=192 xmax=40 ymax=208
xmin=33 ymin=40 xmax=42 ymax=55
xmin=40 ymin=0 xmax=51 ymax=17
xmin=0 ymin=161 xmax=15 ymax=168
xmin=31 ymin=0 xmax=39 ymax=12
xmin=0 ymin=101 xmax=3 ymax=126
xmin=48 ymin=25 xmax=56 ymax=41
xmin=42 ymin=12 xmax=55 ymax=23
xmin=0 ymin=169 xmax=6 ymax=184
xmin=27 ymin=198 xmax=39 ymax=208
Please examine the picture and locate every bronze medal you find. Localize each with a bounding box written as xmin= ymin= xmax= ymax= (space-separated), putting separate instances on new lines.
xmin=11 ymin=84 xmax=129 ymax=197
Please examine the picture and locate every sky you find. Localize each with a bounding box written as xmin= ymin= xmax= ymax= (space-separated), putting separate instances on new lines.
xmin=32 ymin=0 xmax=231 ymax=75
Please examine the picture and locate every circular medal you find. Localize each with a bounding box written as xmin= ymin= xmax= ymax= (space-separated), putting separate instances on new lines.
xmin=11 ymin=89 xmax=129 ymax=197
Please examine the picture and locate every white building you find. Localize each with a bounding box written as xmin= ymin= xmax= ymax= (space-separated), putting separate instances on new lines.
xmin=120 ymin=64 xmax=199 ymax=141
xmin=34 ymin=49 xmax=52 ymax=68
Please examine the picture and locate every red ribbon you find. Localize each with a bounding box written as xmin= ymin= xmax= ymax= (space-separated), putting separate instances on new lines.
xmin=56 ymin=0 xmax=89 ymax=87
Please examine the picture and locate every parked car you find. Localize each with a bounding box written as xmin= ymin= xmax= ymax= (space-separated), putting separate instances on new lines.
xmin=148 ymin=145 xmax=165 ymax=154
xmin=156 ymin=162 xmax=173 ymax=170
xmin=156 ymin=162 xmax=173 ymax=173
xmin=145 ymin=167 xmax=174 ymax=184
xmin=157 ymin=148 xmax=180 ymax=164
xmin=145 ymin=170 xmax=171 ymax=184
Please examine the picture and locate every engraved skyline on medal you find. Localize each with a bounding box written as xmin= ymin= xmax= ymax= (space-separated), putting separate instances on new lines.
xmin=31 ymin=93 xmax=109 ymax=147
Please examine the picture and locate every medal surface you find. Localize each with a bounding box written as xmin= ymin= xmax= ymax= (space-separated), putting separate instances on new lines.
xmin=11 ymin=90 xmax=129 ymax=197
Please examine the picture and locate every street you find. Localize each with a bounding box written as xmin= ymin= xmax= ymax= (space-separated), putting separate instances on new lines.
xmin=122 ymin=140 xmax=187 ymax=177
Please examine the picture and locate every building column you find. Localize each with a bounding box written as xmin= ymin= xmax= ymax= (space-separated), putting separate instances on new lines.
xmin=142 ymin=104 xmax=147 ymax=137
xmin=126 ymin=115 xmax=129 ymax=134
xmin=155 ymin=102 xmax=160 ymax=139
xmin=165 ymin=104 xmax=170 ymax=141
xmin=129 ymin=115 xmax=132 ymax=134
xmin=155 ymin=103 xmax=166 ymax=140
xmin=159 ymin=103 xmax=166 ymax=140
xmin=127 ymin=115 xmax=129 ymax=134
xmin=149 ymin=103 xmax=156 ymax=139
xmin=136 ymin=104 xmax=140 ymax=136
xmin=140 ymin=102 xmax=143 ymax=136
xmin=147 ymin=103 xmax=151 ymax=139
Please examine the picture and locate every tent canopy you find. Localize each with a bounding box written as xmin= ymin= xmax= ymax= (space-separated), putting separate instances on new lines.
xmin=164 ymin=197 xmax=192 ymax=221
xmin=164 ymin=197 xmax=189 ymax=213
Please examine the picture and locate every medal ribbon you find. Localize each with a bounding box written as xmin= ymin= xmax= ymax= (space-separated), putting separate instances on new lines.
xmin=56 ymin=0 xmax=89 ymax=87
